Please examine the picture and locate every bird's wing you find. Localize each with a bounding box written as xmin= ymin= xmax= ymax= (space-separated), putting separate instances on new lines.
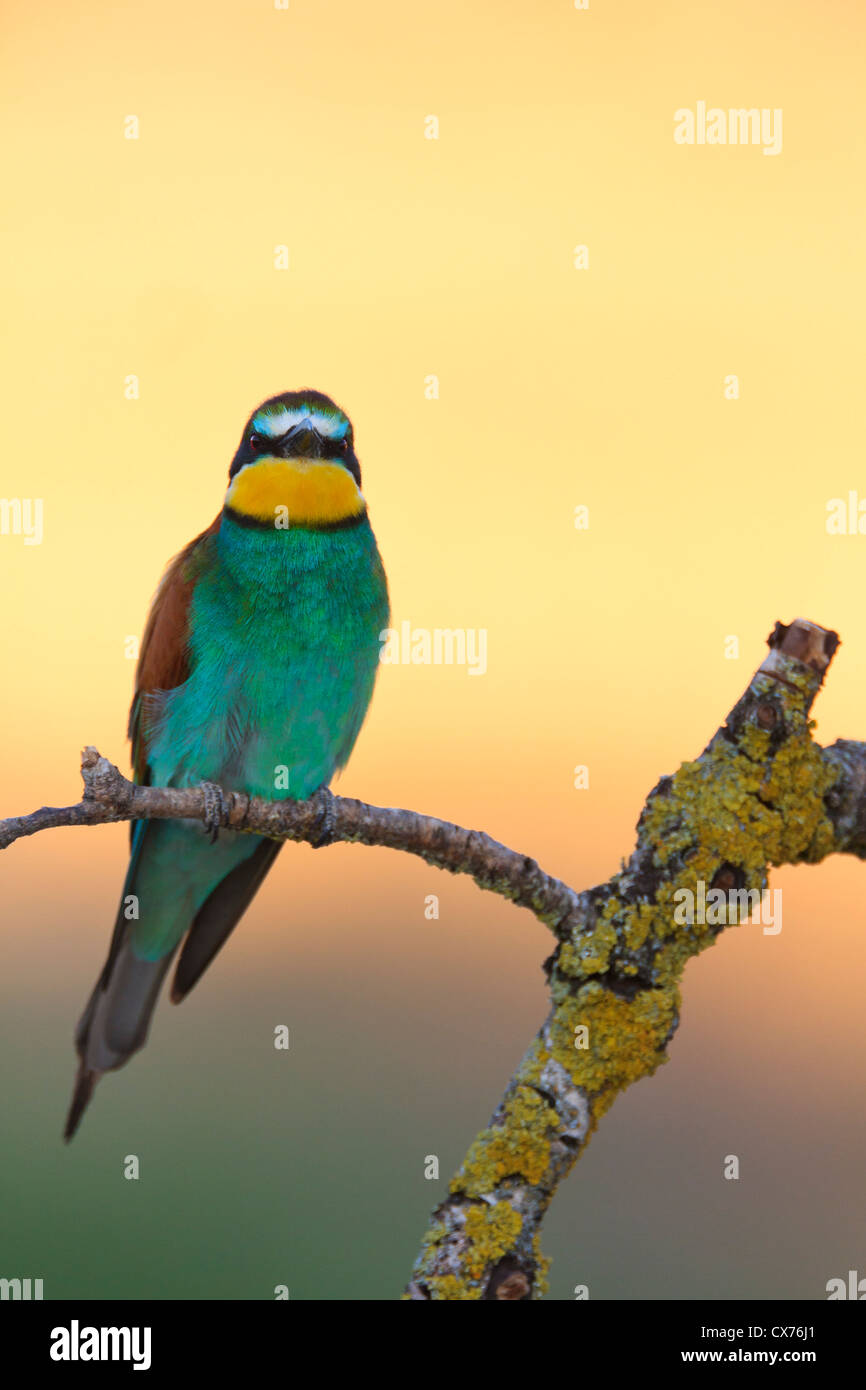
xmin=126 ymin=513 xmax=285 ymax=1003
xmin=92 ymin=514 xmax=222 ymax=991
xmin=128 ymin=514 xmax=222 ymax=792
xmin=170 ymin=838 xmax=283 ymax=1002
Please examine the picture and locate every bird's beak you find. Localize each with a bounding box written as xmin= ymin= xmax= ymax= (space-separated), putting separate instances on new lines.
xmin=277 ymin=418 xmax=323 ymax=460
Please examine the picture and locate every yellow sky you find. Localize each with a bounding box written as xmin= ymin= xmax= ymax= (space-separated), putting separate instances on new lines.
xmin=1 ymin=0 xmax=865 ymax=999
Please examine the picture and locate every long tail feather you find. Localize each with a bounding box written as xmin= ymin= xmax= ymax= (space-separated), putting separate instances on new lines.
xmin=64 ymin=1070 xmax=97 ymax=1143
xmin=64 ymin=938 xmax=177 ymax=1141
xmin=65 ymin=826 xmax=280 ymax=1139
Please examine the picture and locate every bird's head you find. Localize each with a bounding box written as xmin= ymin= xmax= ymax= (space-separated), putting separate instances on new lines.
xmin=225 ymin=390 xmax=366 ymax=530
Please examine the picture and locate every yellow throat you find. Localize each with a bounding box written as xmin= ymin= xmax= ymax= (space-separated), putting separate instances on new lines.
xmin=225 ymin=458 xmax=366 ymax=527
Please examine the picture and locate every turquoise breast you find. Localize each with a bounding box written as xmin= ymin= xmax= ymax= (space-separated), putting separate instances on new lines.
xmin=147 ymin=512 xmax=390 ymax=800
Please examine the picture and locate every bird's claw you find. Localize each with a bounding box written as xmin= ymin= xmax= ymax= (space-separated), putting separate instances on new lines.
xmin=199 ymin=781 xmax=229 ymax=843
xmin=310 ymin=784 xmax=337 ymax=849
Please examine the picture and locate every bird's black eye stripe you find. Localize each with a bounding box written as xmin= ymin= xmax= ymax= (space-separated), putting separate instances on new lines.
xmin=245 ymin=431 xmax=352 ymax=456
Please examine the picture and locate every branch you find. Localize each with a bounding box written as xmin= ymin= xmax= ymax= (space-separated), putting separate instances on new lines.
xmin=407 ymin=619 xmax=866 ymax=1300
xmin=0 ymin=748 xmax=581 ymax=930
xmin=3 ymin=618 xmax=866 ymax=1300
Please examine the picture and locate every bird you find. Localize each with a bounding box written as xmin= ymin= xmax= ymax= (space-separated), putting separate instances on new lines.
xmin=64 ymin=389 xmax=389 ymax=1140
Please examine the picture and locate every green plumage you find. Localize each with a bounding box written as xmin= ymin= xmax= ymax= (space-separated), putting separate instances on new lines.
xmin=135 ymin=513 xmax=389 ymax=961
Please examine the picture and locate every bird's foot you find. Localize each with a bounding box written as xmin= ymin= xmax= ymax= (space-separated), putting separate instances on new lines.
xmin=199 ymin=781 xmax=229 ymax=843
xmin=310 ymin=784 xmax=338 ymax=849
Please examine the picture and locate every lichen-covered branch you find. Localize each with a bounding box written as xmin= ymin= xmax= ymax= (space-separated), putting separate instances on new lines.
xmin=407 ymin=619 xmax=866 ymax=1300
xmin=2 ymin=619 xmax=865 ymax=1301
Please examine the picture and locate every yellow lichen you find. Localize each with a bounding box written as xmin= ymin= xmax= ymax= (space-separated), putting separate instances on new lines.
xmin=739 ymin=723 xmax=772 ymax=762
xmin=556 ymin=715 xmax=836 ymax=994
xmin=452 ymin=1085 xmax=560 ymax=1196
xmin=547 ymin=981 xmax=679 ymax=1118
xmin=424 ymin=1274 xmax=482 ymax=1301
xmin=642 ymin=724 xmax=834 ymax=876
xmin=622 ymin=901 xmax=656 ymax=952
xmin=532 ymin=1234 xmax=552 ymax=1297
xmin=559 ymin=898 xmax=621 ymax=976
xmin=463 ymin=1202 xmax=524 ymax=1281
xmin=420 ymin=1220 xmax=446 ymax=1248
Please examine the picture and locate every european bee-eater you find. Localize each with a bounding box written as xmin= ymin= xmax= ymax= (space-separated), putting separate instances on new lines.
xmin=65 ymin=390 xmax=389 ymax=1139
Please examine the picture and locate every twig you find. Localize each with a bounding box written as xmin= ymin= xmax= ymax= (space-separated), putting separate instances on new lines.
xmin=0 ymin=747 xmax=582 ymax=932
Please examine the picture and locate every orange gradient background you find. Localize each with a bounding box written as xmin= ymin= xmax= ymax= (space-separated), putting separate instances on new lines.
xmin=1 ymin=0 xmax=864 ymax=1299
